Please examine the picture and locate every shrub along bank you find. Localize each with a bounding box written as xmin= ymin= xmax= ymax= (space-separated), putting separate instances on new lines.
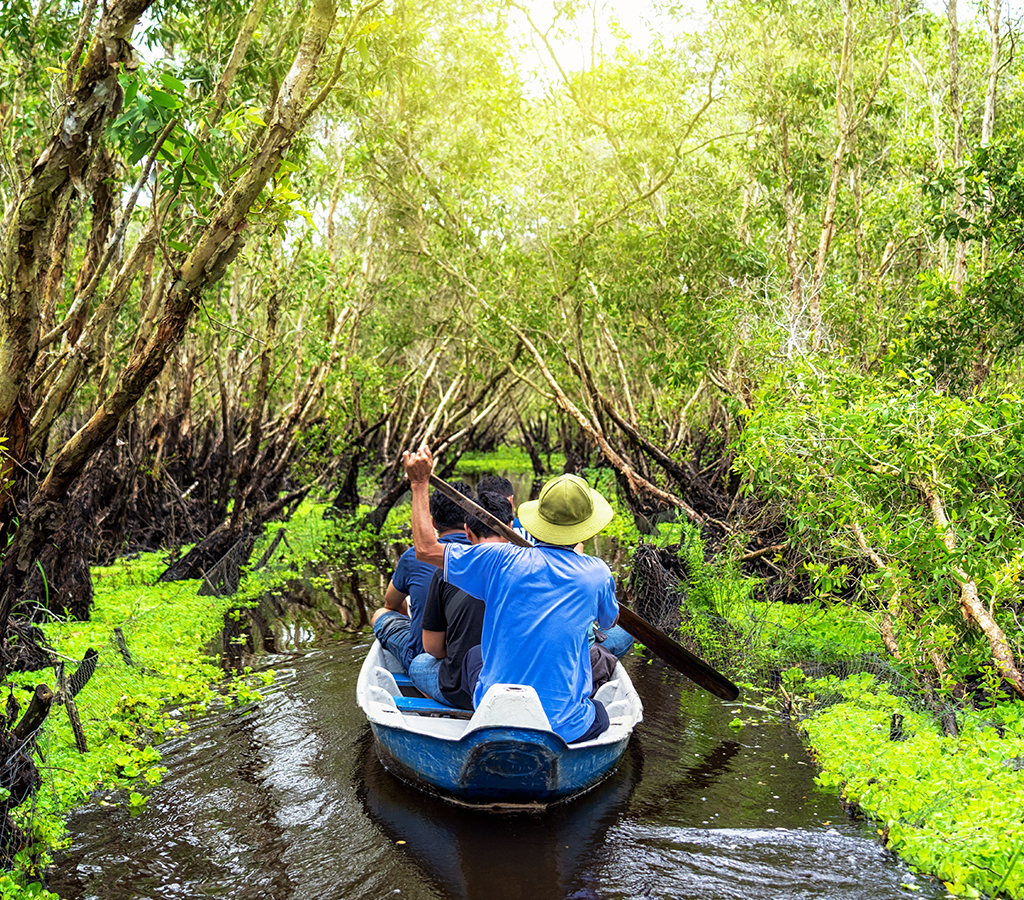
xmin=3 ymin=554 xmax=262 ymax=899
xmin=674 ymin=522 xmax=1024 ymax=900
xmin=799 ymin=674 xmax=1023 ymax=899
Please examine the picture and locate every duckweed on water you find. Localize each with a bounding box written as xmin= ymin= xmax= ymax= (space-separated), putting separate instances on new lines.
xmin=2 ymin=524 xmax=302 ymax=897
xmin=800 ymin=673 xmax=1024 ymax=899
xmin=454 ymin=446 xmax=562 ymax=475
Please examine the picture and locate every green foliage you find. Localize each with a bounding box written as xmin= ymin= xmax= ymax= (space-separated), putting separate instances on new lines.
xmin=235 ymin=498 xmax=344 ymax=600
xmin=1 ymin=547 xmax=279 ymax=890
xmin=0 ymin=875 xmax=58 ymax=900
xmin=581 ymin=467 xmax=641 ymax=557
xmin=318 ymin=503 xmax=409 ymax=585
xmin=659 ymin=520 xmax=734 ymax=615
xmin=924 ymin=137 xmax=1024 ymax=255
xmin=645 ymin=519 xmax=756 ymax=671
xmin=454 ymin=446 xmax=553 ymax=475
xmin=650 ymin=513 xmax=887 ymax=685
xmin=644 ymin=452 xmax=1024 ymax=900
xmin=801 ymin=677 xmax=1024 ymax=899
xmin=739 ymin=360 xmax=1024 ymax=691
xmin=890 ymin=264 xmax=1024 ymax=394
xmin=741 ymin=597 xmax=885 ymax=671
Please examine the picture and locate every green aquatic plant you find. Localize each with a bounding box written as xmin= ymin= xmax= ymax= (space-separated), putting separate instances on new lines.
xmin=798 ymin=676 xmax=1024 ymax=899
xmin=454 ymin=446 xmax=561 ymax=476
xmin=0 ymin=513 xmax=317 ymax=894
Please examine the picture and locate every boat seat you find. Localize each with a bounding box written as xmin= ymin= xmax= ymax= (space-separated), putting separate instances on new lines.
xmin=371 ymin=666 xmax=415 ymax=696
xmin=603 ymin=699 xmax=632 ymax=719
xmin=467 ymin=684 xmax=551 ymax=732
xmin=393 ymin=696 xmax=473 ymax=719
xmin=593 ymin=678 xmax=621 ymax=705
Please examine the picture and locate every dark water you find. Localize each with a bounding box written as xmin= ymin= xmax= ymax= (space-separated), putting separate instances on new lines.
xmin=48 ymin=639 xmax=946 ymax=900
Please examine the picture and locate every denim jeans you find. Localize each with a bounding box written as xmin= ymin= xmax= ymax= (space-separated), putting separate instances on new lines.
xmin=373 ymin=610 xmax=411 ymax=671
xmin=408 ymin=652 xmax=445 ymax=703
xmin=600 ymin=624 xmax=635 ymax=659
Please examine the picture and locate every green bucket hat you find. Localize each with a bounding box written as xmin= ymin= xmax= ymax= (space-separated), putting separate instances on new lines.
xmin=517 ymin=474 xmax=614 ymax=545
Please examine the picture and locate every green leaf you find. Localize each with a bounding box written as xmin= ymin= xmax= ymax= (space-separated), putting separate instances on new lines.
xmin=150 ymin=89 xmax=180 ymax=109
xmin=160 ymin=72 xmax=188 ymax=94
xmin=193 ymin=142 xmax=220 ymax=179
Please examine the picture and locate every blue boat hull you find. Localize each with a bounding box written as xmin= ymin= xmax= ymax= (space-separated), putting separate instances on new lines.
xmin=371 ymin=721 xmax=631 ymax=805
xmin=357 ymin=640 xmax=642 ymax=806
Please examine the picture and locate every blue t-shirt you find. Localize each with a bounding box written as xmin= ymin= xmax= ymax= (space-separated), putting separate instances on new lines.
xmin=443 ymin=542 xmax=618 ymax=743
xmin=392 ymin=532 xmax=470 ymax=671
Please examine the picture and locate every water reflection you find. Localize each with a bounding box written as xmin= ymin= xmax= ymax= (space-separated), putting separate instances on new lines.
xmin=47 ymin=639 xmax=947 ymax=900
xmin=357 ymin=729 xmax=640 ymax=900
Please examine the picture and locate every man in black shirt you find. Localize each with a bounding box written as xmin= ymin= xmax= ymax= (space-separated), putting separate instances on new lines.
xmin=407 ymin=492 xmax=513 ymax=709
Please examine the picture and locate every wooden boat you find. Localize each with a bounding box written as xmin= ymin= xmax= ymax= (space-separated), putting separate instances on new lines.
xmin=356 ymin=639 xmax=644 ymax=807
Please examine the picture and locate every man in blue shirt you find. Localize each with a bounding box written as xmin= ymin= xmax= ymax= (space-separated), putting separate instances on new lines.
xmin=370 ymin=480 xmax=474 ymax=673
xmin=403 ymin=447 xmax=619 ymax=744
xmin=478 ymin=474 xmax=633 ymax=660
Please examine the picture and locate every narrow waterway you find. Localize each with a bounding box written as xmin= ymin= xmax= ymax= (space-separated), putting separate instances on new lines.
xmin=48 ymin=634 xmax=945 ymax=900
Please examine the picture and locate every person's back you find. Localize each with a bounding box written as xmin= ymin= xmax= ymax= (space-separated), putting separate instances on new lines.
xmin=417 ymin=574 xmax=483 ymax=709
xmin=402 ymin=451 xmax=620 ymax=743
xmin=478 ymin=474 xmax=630 ymax=660
xmin=445 ymin=540 xmax=616 ymax=739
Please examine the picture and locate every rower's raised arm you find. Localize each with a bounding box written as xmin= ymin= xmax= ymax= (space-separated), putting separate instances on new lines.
xmin=403 ymin=446 xmax=445 ymax=568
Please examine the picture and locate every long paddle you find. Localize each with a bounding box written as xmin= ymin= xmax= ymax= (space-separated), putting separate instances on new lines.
xmin=428 ymin=474 xmax=740 ymax=702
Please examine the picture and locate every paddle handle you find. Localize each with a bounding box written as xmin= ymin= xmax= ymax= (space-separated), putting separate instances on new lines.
xmin=426 ymin=474 xmax=740 ymax=702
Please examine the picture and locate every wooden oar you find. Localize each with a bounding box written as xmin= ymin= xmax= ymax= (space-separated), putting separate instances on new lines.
xmin=428 ymin=474 xmax=741 ymax=702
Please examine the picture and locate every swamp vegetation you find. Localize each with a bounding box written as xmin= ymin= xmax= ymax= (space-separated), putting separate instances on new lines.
xmin=2 ymin=0 xmax=1024 ymax=895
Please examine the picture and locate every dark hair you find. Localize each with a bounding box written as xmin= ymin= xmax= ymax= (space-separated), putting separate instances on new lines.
xmin=477 ymin=475 xmax=514 ymax=498
xmin=430 ymin=480 xmax=475 ymax=532
xmin=465 ymin=491 xmax=513 ymax=540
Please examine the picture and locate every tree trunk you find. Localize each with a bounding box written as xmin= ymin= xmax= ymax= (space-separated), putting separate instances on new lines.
xmin=947 ymin=0 xmax=968 ymax=291
xmin=918 ymin=479 xmax=1024 ymax=699
xmin=808 ymin=0 xmax=898 ymax=350
xmin=0 ymin=0 xmax=342 ymax=669
xmin=0 ymin=0 xmax=156 ymax=433
xmin=981 ymin=0 xmax=1001 ymax=272
xmin=779 ymin=115 xmax=804 ymax=357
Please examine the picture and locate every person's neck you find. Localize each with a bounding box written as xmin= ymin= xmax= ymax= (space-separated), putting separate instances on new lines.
xmin=468 ymin=533 xmax=507 ymax=546
xmin=437 ymin=528 xmax=465 ymax=538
